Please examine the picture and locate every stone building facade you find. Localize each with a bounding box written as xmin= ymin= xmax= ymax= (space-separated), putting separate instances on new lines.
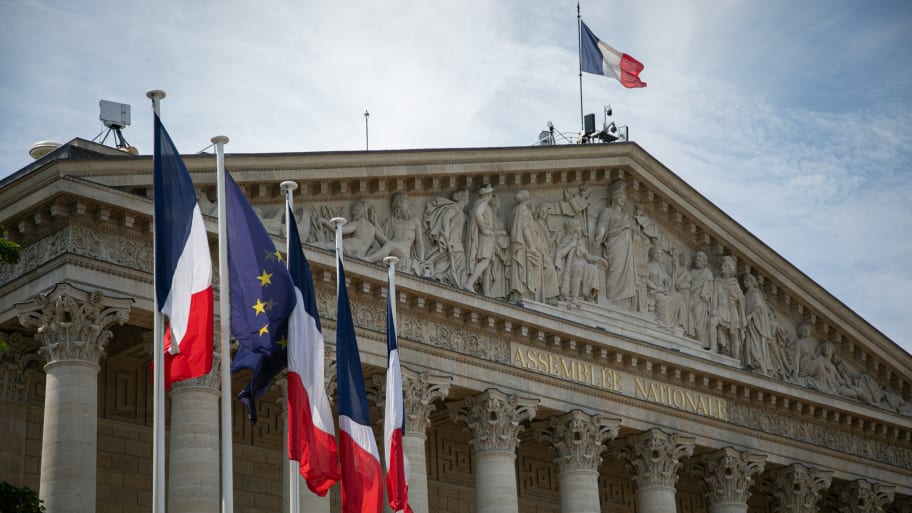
xmin=1 ymin=139 xmax=910 ymax=513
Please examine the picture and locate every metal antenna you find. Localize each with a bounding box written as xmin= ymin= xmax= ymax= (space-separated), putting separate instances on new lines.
xmin=364 ymin=110 xmax=370 ymax=151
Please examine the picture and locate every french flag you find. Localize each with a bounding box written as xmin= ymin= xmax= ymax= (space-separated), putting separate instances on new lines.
xmin=152 ymin=114 xmax=213 ymax=389
xmin=580 ymin=20 xmax=647 ymax=88
xmin=285 ymin=205 xmax=341 ymax=495
xmin=335 ymin=258 xmax=383 ymax=513
xmin=384 ymin=276 xmax=411 ymax=513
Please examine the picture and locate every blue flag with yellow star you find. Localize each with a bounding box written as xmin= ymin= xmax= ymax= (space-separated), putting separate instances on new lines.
xmin=225 ymin=170 xmax=295 ymax=422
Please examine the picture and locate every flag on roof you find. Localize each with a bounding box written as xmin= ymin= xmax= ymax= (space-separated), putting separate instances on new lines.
xmin=580 ymin=20 xmax=647 ymax=88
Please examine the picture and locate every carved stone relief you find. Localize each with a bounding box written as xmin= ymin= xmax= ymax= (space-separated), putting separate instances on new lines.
xmin=8 ymin=173 xmax=907 ymax=419
xmin=266 ymin=182 xmax=910 ymax=417
xmin=729 ymin=402 xmax=912 ymax=469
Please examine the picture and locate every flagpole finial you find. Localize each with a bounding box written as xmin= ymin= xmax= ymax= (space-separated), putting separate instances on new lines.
xmin=211 ymin=135 xmax=229 ymax=145
xmin=146 ymin=89 xmax=166 ymax=101
xmin=280 ymin=180 xmax=298 ymax=193
xmin=330 ymin=217 xmax=347 ymax=228
xmin=383 ymin=256 xmax=399 ymax=268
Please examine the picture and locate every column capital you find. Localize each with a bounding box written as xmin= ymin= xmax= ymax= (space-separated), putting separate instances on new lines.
xmin=402 ymin=367 xmax=452 ymax=436
xmin=686 ymin=447 xmax=766 ymax=507
xmin=767 ymin=463 xmax=833 ymax=513
xmin=16 ymin=283 xmax=132 ymax=365
xmin=449 ymin=388 xmax=538 ymax=454
xmin=615 ymin=428 xmax=695 ymax=489
xmin=833 ymin=479 xmax=895 ymax=513
xmin=534 ymin=409 xmax=620 ymax=473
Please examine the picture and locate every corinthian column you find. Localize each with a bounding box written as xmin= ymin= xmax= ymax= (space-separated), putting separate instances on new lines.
xmin=401 ymin=368 xmax=452 ymax=513
xmin=686 ymin=447 xmax=766 ymax=513
xmin=835 ymin=479 xmax=895 ymax=513
xmin=614 ymin=428 xmax=695 ymax=513
xmin=449 ymin=388 xmax=538 ymax=513
xmin=167 ymin=344 xmax=220 ymax=513
xmin=15 ymin=284 xmax=132 ymax=513
xmin=767 ymin=463 xmax=832 ymax=513
xmin=534 ymin=410 xmax=620 ymax=513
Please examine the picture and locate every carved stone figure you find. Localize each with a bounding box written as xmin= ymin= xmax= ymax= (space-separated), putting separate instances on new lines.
xmin=690 ymin=251 xmax=714 ymax=346
xmin=319 ymin=200 xmax=380 ymax=258
xmin=645 ymin=246 xmax=689 ymax=332
xmin=555 ymin=219 xmax=606 ymax=305
xmin=672 ymin=252 xmax=695 ymax=337
xmin=833 ymin=352 xmax=891 ymax=407
xmin=742 ymin=274 xmax=773 ymax=375
xmin=488 ymin=193 xmax=512 ymax=300
xmin=594 ymin=184 xmax=637 ymax=309
xmin=794 ymin=321 xmax=818 ymax=377
xmin=424 ymin=189 xmax=469 ymax=287
xmin=510 ymin=191 xmax=558 ymax=304
xmin=464 ymin=184 xmax=496 ymax=294
xmin=532 ymin=206 xmax=560 ymax=303
xmin=799 ymin=341 xmax=855 ymax=397
xmin=767 ymin=304 xmax=795 ymax=380
xmin=365 ymin=192 xmax=426 ymax=271
xmin=711 ymin=255 xmax=745 ymax=360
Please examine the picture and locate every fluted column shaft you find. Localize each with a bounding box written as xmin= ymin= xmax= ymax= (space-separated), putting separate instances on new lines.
xmin=15 ymin=284 xmax=131 ymax=513
xmin=615 ymin=428 xmax=695 ymax=513
xmin=42 ymin=359 xmax=100 ymax=512
xmin=168 ymin=375 xmax=220 ymax=513
xmin=450 ymin=389 xmax=538 ymax=513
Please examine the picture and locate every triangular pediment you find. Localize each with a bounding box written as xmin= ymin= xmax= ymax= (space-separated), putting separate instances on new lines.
xmin=2 ymin=142 xmax=911 ymax=423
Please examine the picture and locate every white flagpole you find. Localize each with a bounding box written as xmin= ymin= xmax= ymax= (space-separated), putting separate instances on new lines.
xmin=212 ymin=135 xmax=235 ymax=513
xmin=383 ymin=257 xmax=399 ymax=326
xmin=146 ymin=88 xmax=167 ymax=513
xmin=331 ymin=217 xmax=347 ymax=288
xmin=279 ymin=180 xmax=300 ymax=513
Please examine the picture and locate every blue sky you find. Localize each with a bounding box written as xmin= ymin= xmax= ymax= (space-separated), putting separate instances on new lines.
xmin=1 ymin=0 xmax=911 ymax=354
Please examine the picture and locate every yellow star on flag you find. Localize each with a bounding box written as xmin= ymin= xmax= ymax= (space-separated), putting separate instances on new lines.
xmin=274 ymin=249 xmax=284 ymax=263
xmin=256 ymin=270 xmax=273 ymax=286
xmin=258 ymin=324 xmax=269 ymax=337
xmin=251 ymin=298 xmax=267 ymax=315
xmin=277 ymin=336 xmax=287 ymax=349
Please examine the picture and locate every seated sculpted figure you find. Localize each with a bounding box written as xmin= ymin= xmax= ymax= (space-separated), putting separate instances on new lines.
xmin=319 ymin=200 xmax=380 ymax=259
xmin=365 ymin=192 xmax=426 ymax=270
xmin=799 ymin=341 xmax=855 ymax=398
xmin=554 ymin=219 xmax=606 ymax=305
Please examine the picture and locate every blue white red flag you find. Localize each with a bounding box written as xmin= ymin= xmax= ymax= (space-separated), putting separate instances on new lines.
xmin=153 ymin=114 xmax=213 ymax=389
xmin=580 ymin=20 xmax=647 ymax=88
xmin=224 ymin=170 xmax=295 ymax=422
xmin=285 ymin=205 xmax=341 ymax=495
xmin=384 ymin=277 xmax=411 ymax=513
xmin=336 ymin=259 xmax=383 ymax=513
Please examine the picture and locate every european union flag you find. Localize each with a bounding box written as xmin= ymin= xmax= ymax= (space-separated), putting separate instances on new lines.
xmin=225 ymin=170 xmax=295 ymax=422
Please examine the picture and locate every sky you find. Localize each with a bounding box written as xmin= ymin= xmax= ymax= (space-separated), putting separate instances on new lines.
xmin=1 ymin=0 xmax=911 ymax=355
